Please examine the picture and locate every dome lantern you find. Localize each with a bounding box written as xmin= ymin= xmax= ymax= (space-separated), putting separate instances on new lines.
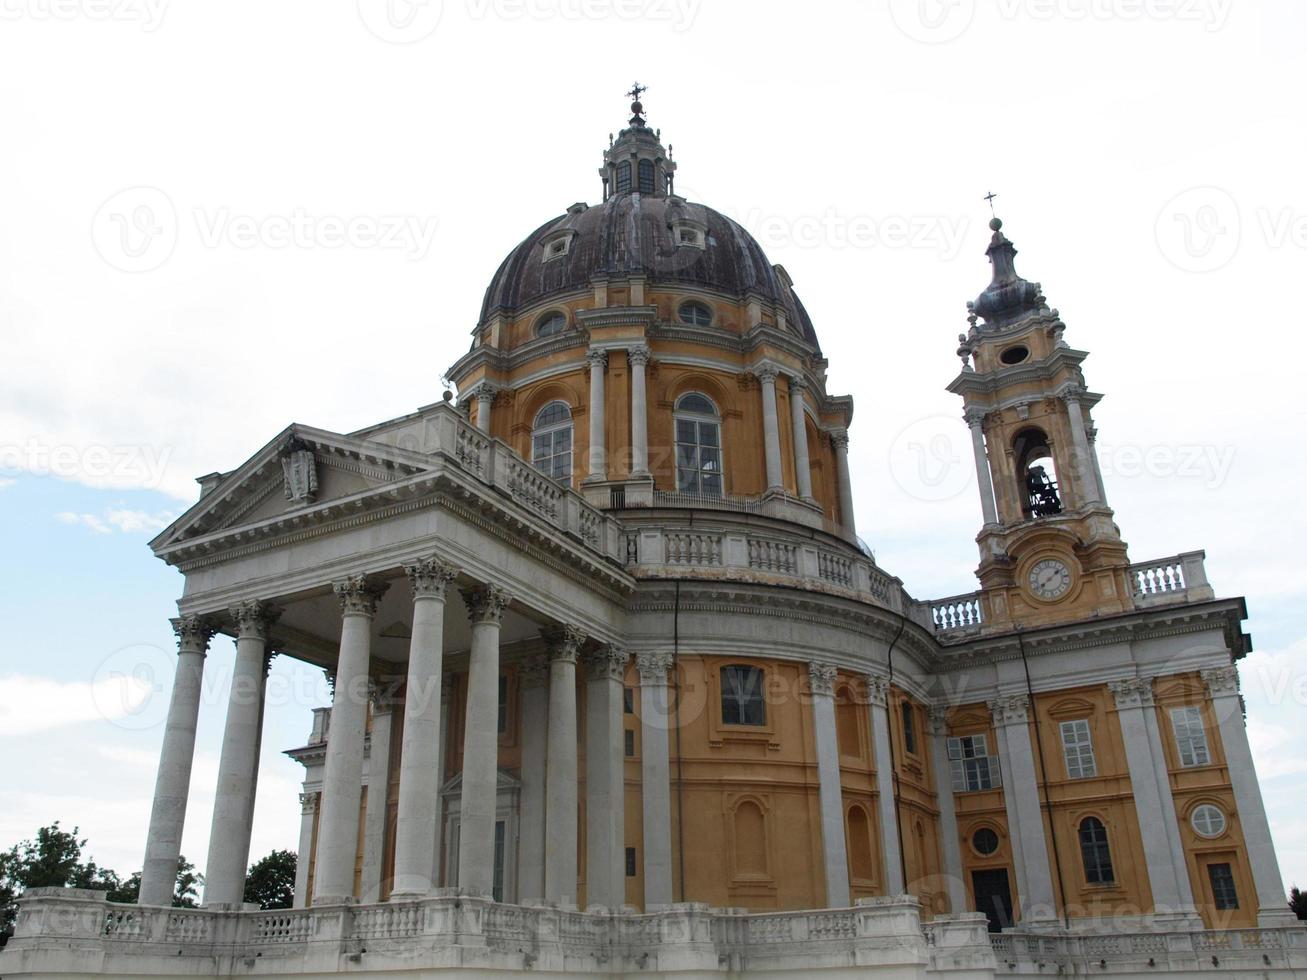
xmin=599 ymin=82 xmax=677 ymax=200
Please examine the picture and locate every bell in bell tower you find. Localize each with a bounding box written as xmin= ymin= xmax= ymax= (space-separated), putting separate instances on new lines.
xmin=949 ymin=210 xmax=1131 ymax=629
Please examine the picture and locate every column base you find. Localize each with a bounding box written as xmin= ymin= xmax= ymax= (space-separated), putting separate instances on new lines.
xmin=1257 ymin=907 xmax=1301 ymax=927
xmin=1150 ymin=909 xmax=1205 ymax=931
xmin=310 ymin=894 xmax=357 ymax=907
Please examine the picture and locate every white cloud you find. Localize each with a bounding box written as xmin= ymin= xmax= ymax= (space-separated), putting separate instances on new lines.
xmin=0 ymin=674 xmax=154 ymax=736
xmin=55 ymin=508 xmax=174 ymax=535
xmin=0 ymin=477 xmax=15 ymax=490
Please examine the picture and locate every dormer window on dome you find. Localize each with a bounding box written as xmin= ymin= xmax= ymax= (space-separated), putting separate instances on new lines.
xmin=671 ymin=216 xmax=707 ymax=250
xmin=542 ymin=230 xmax=577 ymax=262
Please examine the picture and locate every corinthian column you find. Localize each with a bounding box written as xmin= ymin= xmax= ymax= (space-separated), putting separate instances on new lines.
xmin=1203 ymin=666 xmax=1296 ymax=926
xmin=293 ymin=792 xmax=317 ymax=907
xmin=927 ymin=707 xmax=967 ymax=914
xmin=543 ymin=625 xmax=583 ymax=904
xmin=636 ymin=653 xmax=674 ymax=908
xmin=866 ymin=675 xmax=903 ymax=895
xmin=965 ymin=409 xmax=999 ymax=526
xmin=789 ymin=376 xmax=813 ymax=500
xmin=629 ymin=346 xmax=651 ymax=477
xmin=457 ymin=584 xmax=512 ymax=896
xmin=474 ymin=384 xmax=496 ymax=435
xmin=516 ymin=656 xmax=550 ymax=903
xmin=140 ymin=615 xmax=214 ymax=906
xmin=832 ymin=429 xmax=856 ymax=538
xmin=757 ymin=367 xmax=783 ymax=491
xmin=205 ymin=600 xmax=277 ymax=907
xmin=586 ymin=646 xmax=628 ymax=909
xmin=809 ymin=662 xmax=849 ymax=907
xmin=1062 ymin=388 xmax=1101 ymax=507
xmin=313 ymin=575 xmax=388 ymax=905
xmin=391 ymin=557 xmax=458 ymax=899
xmin=586 ymin=349 xmax=608 ymax=483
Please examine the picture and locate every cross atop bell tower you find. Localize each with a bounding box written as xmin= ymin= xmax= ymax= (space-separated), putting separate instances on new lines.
xmin=949 ymin=213 xmax=1131 ymax=630
xmin=600 ymin=83 xmax=676 ymax=200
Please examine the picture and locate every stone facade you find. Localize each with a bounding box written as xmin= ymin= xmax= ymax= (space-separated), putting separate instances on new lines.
xmin=3 ymin=95 xmax=1302 ymax=980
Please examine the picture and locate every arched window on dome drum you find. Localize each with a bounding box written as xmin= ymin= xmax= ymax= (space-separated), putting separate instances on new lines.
xmin=616 ymin=161 xmax=632 ymax=193
xmin=638 ymin=159 xmax=655 ymax=194
xmin=674 ymin=392 xmax=722 ymax=497
xmin=531 ymin=401 xmax=573 ymax=481
xmin=1078 ymin=816 xmax=1114 ymax=885
xmin=535 ymin=311 xmax=566 ymax=338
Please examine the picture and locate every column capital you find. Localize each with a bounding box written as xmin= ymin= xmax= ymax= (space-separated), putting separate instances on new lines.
xmin=636 ymin=652 xmax=674 ymax=685
xmin=542 ymin=624 xmax=585 ymax=663
xmin=586 ymin=646 xmax=628 ymax=683
xmin=1060 ymin=383 xmax=1087 ymax=405
xmin=752 ymin=365 xmax=780 ymax=385
xmin=988 ymin=693 xmax=1030 ymax=726
xmin=1201 ymin=665 xmax=1240 ymax=698
xmin=1109 ymin=676 xmax=1155 ymax=709
xmin=808 ymin=662 xmax=838 ymax=698
xmin=300 ymin=792 xmax=319 ymax=815
xmin=469 ymin=381 xmax=499 ymax=405
xmin=334 ymin=575 xmax=389 ymax=618
xmin=864 ymin=673 xmax=889 ymax=706
xmin=228 ymin=600 xmax=280 ymax=641
xmin=404 ymin=556 xmax=459 ymax=599
xmin=830 ymin=428 xmax=850 ymax=452
xmin=587 ymin=348 xmax=609 ymax=371
xmin=928 ymin=705 xmax=950 ymax=735
xmin=171 ymin=615 xmax=216 ymax=655
xmin=627 ymin=345 xmax=651 ymax=367
xmin=963 ymin=407 xmax=988 ymax=428
xmin=462 ymin=584 xmax=513 ymax=625
xmin=788 ymin=374 xmax=808 ymax=393
xmin=518 ymin=654 xmax=550 ymax=689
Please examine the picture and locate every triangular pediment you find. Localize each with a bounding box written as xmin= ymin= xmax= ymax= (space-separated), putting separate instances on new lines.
xmin=149 ymin=424 xmax=436 ymax=553
xmin=440 ymin=769 xmax=522 ymax=798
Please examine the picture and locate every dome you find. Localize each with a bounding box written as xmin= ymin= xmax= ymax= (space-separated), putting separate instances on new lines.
xmin=478 ymin=192 xmax=820 ymax=351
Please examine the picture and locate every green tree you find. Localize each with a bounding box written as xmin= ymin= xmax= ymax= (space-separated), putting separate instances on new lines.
xmin=1291 ymin=885 xmax=1307 ymax=920
xmin=107 ymin=856 xmax=202 ymax=908
xmin=0 ymin=822 xmax=118 ymax=947
xmin=243 ymin=849 xmax=296 ymax=910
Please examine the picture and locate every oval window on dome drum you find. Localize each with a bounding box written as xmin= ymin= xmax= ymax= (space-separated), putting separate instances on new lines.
xmin=536 ymin=311 xmax=567 ymax=338
xmin=674 ymin=392 xmax=722 ymax=497
xmin=678 ymin=301 xmax=713 ymax=327
xmin=531 ymin=401 xmax=573 ymax=480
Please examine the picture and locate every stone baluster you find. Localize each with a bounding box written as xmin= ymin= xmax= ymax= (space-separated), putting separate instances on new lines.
xmin=543 ymin=625 xmax=583 ymax=904
xmin=809 ymin=663 xmax=850 ymax=907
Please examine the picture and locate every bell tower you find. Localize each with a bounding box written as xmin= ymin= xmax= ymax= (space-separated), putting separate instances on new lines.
xmin=950 ymin=214 xmax=1132 ymax=630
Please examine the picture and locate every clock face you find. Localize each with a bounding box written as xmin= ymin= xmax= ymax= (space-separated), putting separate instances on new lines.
xmin=1028 ymin=558 xmax=1073 ymax=601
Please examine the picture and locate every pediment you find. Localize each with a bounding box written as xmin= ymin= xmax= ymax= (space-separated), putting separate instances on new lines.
xmin=150 ymin=424 xmax=435 ymax=552
xmin=440 ymin=769 xmax=522 ymax=797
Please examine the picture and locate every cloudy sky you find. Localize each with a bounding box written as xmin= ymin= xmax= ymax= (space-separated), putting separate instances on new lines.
xmin=1 ymin=0 xmax=1304 ymax=898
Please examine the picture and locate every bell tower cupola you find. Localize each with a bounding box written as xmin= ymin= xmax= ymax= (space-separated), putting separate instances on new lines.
xmin=600 ymin=83 xmax=677 ymax=200
xmin=949 ymin=211 xmax=1131 ymax=630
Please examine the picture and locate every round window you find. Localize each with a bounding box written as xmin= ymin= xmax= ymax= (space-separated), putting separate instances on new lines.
xmin=972 ymin=827 xmax=1000 ymax=856
xmin=536 ymin=311 xmax=567 ymax=338
xmin=1190 ymin=804 xmax=1226 ymax=838
xmin=678 ymin=301 xmax=713 ymax=326
xmin=999 ymin=345 xmax=1030 ymax=365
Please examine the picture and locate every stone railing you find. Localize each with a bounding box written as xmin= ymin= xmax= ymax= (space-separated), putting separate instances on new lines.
xmin=421 ymin=407 xmax=622 ymax=566
xmin=929 ymin=592 xmax=985 ymax=635
xmin=1 ymin=889 xmax=997 ymax=977
xmin=1128 ymin=551 xmax=1215 ymax=607
xmin=989 ymin=924 xmax=1307 ymax=973
xmin=623 ymin=521 xmax=910 ymax=615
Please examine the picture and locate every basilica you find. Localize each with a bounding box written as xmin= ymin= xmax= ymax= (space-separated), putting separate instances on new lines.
xmin=4 ymin=93 xmax=1304 ymax=978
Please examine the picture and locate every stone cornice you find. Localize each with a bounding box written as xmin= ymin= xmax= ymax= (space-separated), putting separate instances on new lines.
xmin=947 ymin=346 xmax=1090 ymax=398
xmin=576 ymin=305 xmax=659 ymax=330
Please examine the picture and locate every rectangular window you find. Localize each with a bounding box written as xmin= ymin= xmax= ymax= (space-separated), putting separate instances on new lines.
xmin=624 ymin=728 xmax=636 ymax=757
xmin=623 ymin=687 xmax=634 ymax=714
xmin=497 ymin=675 xmax=508 ymax=735
xmin=720 ymin=665 xmax=766 ymax=726
xmin=625 ymin=847 xmax=638 ymax=877
xmin=1060 ymin=719 xmax=1097 ymax=779
xmin=900 ymin=700 xmax=917 ymax=754
xmin=948 ymin=734 xmax=1001 ymax=792
xmin=1170 ymin=706 xmax=1211 ymax=767
xmin=1207 ymin=863 xmax=1239 ymax=910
